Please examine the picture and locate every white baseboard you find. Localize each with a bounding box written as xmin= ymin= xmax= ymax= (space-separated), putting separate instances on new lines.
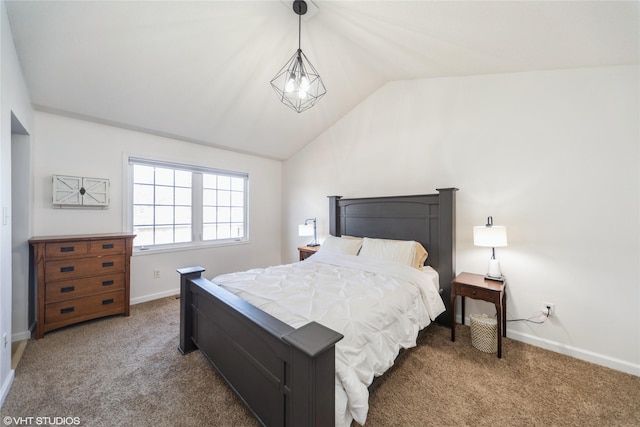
xmin=11 ymin=331 xmax=31 ymax=342
xmin=507 ymin=329 xmax=640 ymax=377
xmin=0 ymin=369 xmax=15 ymax=408
xmin=130 ymin=288 xmax=180 ymax=305
xmin=455 ymin=314 xmax=639 ymax=377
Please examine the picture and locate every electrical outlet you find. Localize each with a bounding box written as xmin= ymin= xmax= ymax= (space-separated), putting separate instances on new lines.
xmin=542 ymin=302 xmax=555 ymax=317
xmin=153 ymin=270 xmax=160 ymax=279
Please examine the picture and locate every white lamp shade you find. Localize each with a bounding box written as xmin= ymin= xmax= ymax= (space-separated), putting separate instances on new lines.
xmin=473 ymin=226 xmax=507 ymax=247
xmin=298 ymin=224 xmax=314 ymax=237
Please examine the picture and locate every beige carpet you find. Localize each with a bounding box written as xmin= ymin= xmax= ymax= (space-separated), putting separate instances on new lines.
xmin=2 ymin=297 xmax=639 ymax=426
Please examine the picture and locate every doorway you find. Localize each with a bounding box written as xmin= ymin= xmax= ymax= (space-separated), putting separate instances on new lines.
xmin=11 ymin=112 xmax=31 ymax=368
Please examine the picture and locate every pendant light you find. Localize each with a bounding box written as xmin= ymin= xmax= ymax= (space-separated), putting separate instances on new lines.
xmin=270 ymin=0 xmax=326 ymax=113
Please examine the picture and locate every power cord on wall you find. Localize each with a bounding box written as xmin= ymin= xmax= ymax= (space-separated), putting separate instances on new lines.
xmin=505 ymin=306 xmax=551 ymax=324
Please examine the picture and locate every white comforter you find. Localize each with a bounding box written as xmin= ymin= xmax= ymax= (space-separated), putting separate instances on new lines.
xmin=211 ymin=250 xmax=446 ymax=426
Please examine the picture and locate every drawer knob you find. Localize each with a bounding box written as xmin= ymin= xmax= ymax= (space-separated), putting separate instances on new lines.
xmin=60 ymin=286 xmax=75 ymax=293
xmin=60 ymin=246 xmax=75 ymax=253
xmin=102 ymin=280 xmax=114 ymax=286
xmin=60 ymin=307 xmax=75 ymax=314
xmin=102 ymin=262 xmax=114 ymax=268
xmin=102 ymin=243 xmax=114 ymax=249
xmin=102 ymin=298 xmax=114 ymax=305
xmin=472 ymin=290 xmax=477 ymax=295
xmin=60 ymin=266 xmax=75 ymax=273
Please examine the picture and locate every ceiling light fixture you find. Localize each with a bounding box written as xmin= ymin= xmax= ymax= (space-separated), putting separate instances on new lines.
xmin=270 ymin=0 xmax=326 ymax=113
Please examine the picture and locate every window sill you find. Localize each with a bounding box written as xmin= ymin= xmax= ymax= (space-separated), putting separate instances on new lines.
xmin=133 ymin=239 xmax=249 ymax=257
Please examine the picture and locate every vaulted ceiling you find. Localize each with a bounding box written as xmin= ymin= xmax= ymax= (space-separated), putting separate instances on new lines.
xmin=5 ymin=1 xmax=639 ymax=160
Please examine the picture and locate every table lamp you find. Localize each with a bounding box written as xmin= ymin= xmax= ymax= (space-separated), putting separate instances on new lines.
xmin=298 ymin=217 xmax=318 ymax=246
xmin=473 ymin=216 xmax=507 ymax=281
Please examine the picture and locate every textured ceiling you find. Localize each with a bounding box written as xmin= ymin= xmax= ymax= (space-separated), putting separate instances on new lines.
xmin=5 ymin=1 xmax=639 ymax=160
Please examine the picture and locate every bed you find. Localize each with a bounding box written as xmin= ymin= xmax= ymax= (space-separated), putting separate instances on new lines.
xmin=177 ymin=188 xmax=457 ymax=427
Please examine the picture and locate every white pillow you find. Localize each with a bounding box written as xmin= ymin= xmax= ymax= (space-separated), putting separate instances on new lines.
xmin=358 ymin=237 xmax=428 ymax=269
xmin=318 ymin=235 xmax=363 ymax=255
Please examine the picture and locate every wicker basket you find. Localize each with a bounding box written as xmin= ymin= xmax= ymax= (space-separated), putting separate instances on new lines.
xmin=470 ymin=313 xmax=498 ymax=354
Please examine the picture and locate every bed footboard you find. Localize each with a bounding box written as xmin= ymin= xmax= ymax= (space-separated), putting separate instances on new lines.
xmin=178 ymin=267 xmax=343 ymax=427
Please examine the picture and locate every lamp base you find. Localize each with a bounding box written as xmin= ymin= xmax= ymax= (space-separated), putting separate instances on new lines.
xmin=307 ymin=243 xmax=320 ymax=247
xmin=486 ymin=259 xmax=504 ymax=282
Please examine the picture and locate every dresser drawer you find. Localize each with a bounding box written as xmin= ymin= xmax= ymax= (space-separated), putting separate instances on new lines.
xmin=45 ymin=241 xmax=89 ymax=259
xmin=456 ymin=284 xmax=495 ymax=301
xmin=90 ymin=239 xmax=125 ymax=255
xmin=45 ymin=255 xmax=125 ymax=281
xmin=45 ymin=273 xmax=125 ymax=303
xmin=45 ymin=290 xmax=125 ymax=325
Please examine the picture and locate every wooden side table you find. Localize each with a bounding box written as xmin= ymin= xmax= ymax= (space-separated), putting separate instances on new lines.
xmin=298 ymin=245 xmax=320 ymax=261
xmin=450 ymin=272 xmax=507 ymax=358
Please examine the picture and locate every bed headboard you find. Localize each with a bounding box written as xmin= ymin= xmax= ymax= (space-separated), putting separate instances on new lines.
xmin=328 ymin=188 xmax=458 ymax=327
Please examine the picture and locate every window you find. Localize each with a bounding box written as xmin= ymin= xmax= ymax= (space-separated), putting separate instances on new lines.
xmin=202 ymin=173 xmax=246 ymax=241
xmin=129 ymin=157 xmax=248 ymax=250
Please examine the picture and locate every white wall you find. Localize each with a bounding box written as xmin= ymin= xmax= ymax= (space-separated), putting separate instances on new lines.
xmin=0 ymin=0 xmax=34 ymax=406
xmin=30 ymin=111 xmax=282 ymax=309
xmin=283 ymin=65 xmax=639 ymax=375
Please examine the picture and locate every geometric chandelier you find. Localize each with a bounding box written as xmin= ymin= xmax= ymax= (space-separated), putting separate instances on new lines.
xmin=270 ymin=0 xmax=327 ymax=113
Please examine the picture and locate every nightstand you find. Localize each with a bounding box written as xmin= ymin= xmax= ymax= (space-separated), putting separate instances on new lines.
xmin=450 ymin=272 xmax=507 ymax=358
xmin=298 ymin=245 xmax=320 ymax=261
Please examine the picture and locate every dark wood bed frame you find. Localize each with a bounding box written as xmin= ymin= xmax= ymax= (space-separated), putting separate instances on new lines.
xmin=177 ymin=188 xmax=457 ymax=427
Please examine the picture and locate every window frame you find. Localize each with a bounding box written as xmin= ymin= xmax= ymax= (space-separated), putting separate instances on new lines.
xmin=125 ymin=155 xmax=249 ymax=254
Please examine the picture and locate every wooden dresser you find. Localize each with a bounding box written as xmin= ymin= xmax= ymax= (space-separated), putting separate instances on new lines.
xmin=29 ymin=233 xmax=135 ymax=338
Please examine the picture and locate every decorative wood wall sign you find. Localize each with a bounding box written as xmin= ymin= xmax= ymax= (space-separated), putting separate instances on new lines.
xmin=52 ymin=175 xmax=110 ymax=208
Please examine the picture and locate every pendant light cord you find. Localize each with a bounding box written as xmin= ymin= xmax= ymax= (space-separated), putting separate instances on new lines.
xmin=298 ymin=12 xmax=302 ymax=52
